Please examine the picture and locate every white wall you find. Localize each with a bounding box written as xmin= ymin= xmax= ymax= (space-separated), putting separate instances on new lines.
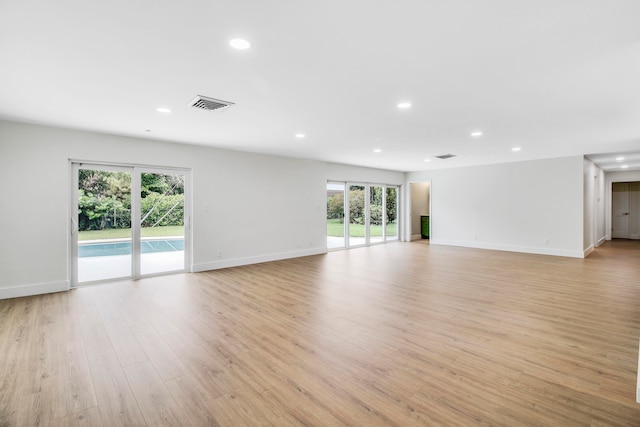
xmin=583 ymin=157 xmax=606 ymax=253
xmin=410 ymin=182 xmax=430 ymax=238
xmin=405 ymin=156 xmax=585 ymax=257
xmin=0 ymin=120 xmax=404 ymax=298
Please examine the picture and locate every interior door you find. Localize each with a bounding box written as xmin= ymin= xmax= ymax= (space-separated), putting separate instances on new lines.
xmin=611 ymin=182 xmax=630 ymax=238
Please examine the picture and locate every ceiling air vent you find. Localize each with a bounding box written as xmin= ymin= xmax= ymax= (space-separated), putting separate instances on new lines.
xmin=435 ymin=154 xmax=456 ymax=160
xmin=188 ymin=95 xmax=235 ymax=112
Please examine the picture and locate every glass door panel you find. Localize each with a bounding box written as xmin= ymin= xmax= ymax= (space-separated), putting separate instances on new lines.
xmin=140 ymin=171 xmax=186 ymax=275
xmin=326 ymin=182 xmax=346 ymax=249
xmin=385 ymin=187 xmax=398 ymax=240
xmin=76 ymin=166 xmax=132 ymax=283
xmin=349 ymin=185 xmax=365 ymax=246
xmin=369 ymin=186 xmax=384 ymax=244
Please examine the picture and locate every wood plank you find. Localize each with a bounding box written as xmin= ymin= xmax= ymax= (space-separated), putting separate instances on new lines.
xmin=1 ymin=239 xmax=640 ymax=425
xmin=85 ymin=348 xmax=146 ymax=427
xmin=57 ymin=407 xmax=104 ymax=427
xmin=99 ymin=311 xmax=148 ymax=367
xmin=122 ymin=361 xmax=191 ymax=426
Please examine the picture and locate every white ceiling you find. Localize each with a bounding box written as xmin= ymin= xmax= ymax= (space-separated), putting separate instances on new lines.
xmin=1 ymin=0 xmax=639 ymax=172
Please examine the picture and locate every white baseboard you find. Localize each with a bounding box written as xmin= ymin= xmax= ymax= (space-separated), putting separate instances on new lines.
xmin=631 ymin=234 xmax=640 ymax=240
xmin=410 ymin=234 xmax=423 ymax=241
xmin=597 ymin=236 xmax=607 ymax=246
xmin=584 ymin=245 xmax=594 ymax=258
xmin=0 ymin=280 xmax=69 ymax=300
xmin=637 ymin=339 xmax=640 ymax=403
xmin=430 ymin=239 xmax=585 ymax=259
xmin=193 ymin=247 xmax=328 ymax=272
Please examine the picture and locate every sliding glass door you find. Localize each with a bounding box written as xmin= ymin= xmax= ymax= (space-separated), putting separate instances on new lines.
xmin=72 ymin=163 xmax=189 ymax=285
xmin=326 ymin=182 xmax=400 ymax=249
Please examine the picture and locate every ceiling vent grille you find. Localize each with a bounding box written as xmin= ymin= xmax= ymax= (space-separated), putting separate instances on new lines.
xmin=435 ymin=154 xmax=456 ymax=159
xmin=188 ymin=95 xmax=235 ymax=112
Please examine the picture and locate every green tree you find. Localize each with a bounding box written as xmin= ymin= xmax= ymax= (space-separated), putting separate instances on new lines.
xmin=370 ymin=187 xmax=383 ymax=225
xmin=327 ymin=193 xmax=344 ymax=220
xmin=386 ymin=187 xmax=397 ymax=223
xmin=140 ymin=193 xmax=184 ymax=227
xmin=349 ymin=188 xmax=364 ymax=224
xmin=78 ymin=171 xmax=131 ymax=231
xmin=141 ymin=173 xmax=184 ymax=197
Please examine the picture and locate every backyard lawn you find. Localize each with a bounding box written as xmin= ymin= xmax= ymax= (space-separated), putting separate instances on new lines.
xmin=327 ymin=218 xmax=397 ymax=237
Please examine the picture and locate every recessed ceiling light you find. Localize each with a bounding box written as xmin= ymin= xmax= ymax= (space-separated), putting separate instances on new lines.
xmin=616 ymin=157 xmax=625 ymax=161
xmin=621 ymin=165 xmax=629 ymax=169
xmin=373 ymin=148 xmax=382 ymax=153
xmin=230 ymin=39 xmax=251 ymax=50
xmin=512 ymin=147 xmax=522 ymax=152
xmin=295 ymin=133 xmax=305 ymax=139
xmin=156 ymin=107 xmax=171 ymax=114
xmin=424 ymin=159 xmax=431 ymax=162
xmin=397 ymin=102 xmax=412 ymax=109
xmin=470 ymin=131 xmax=483 ymax=137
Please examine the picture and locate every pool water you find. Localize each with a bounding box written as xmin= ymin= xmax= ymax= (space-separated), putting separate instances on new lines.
xmin=78 ymin=239 xmax=184 ymax=257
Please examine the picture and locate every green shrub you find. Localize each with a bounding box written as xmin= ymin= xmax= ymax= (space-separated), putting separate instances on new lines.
xmin=140 ymin=193 xmax=184 ymax=227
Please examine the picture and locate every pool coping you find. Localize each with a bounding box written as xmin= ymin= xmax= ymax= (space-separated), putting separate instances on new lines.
xmin=79 ymin=236 xmax=184 ymax=245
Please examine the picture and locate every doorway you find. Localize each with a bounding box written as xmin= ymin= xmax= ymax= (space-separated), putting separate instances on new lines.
xmin=409 ymin=181 xmax=430 ymax=241
xmin=71 ymin=163 xmax=190 ymax=285
xmin=611 ymin=182 xmax=640 ymax=239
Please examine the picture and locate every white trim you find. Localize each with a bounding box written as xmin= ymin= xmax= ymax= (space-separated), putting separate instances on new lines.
xmin=69 ymin=158 xmax=189 ymax=172
xmin=70 ymin=162 xmax=79 ymax=286
xmin=193 ymin=247 xmax=327 ymax=272
xmin=430 ymin=239 xmax=585 ymax=258
xmin=636 ymin=339 xmax=640 ymax=403
xmin=131 ymin=167 xmax=141 ymax=278
xmin=0 ymin=281 xmax=69 ymax=300
xmin=597 ymin=235 xmax=607 ymax=246
xmin=584 ymin=245 xmax=594 ymax=257
xmin=411 ymin=234 xmax=422 ymax=241
xmin=631 ymin=234 xmax=640 ymax=240
xmin=604 ymin=171 xmax=640 ymax=241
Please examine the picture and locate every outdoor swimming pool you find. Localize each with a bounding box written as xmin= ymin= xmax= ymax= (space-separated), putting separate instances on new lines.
xmin=78 ymin=239 xmax=184 ymax=257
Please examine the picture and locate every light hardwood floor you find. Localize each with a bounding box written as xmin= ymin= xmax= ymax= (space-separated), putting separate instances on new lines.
xmin=1 ymin=240 xmax=640 ymax=426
